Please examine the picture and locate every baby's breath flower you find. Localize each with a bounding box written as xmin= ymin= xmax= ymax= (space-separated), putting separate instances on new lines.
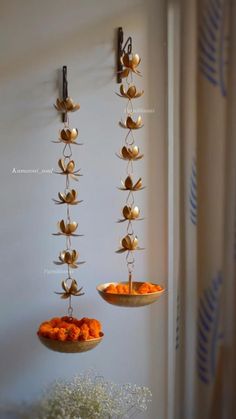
xmin=27 ymin=371 xmax=152 ymax=419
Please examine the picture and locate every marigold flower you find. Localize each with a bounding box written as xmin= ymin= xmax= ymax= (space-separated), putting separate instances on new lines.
xmin=48 ymin=327 xmax=59 ymax=340
xmin=105 ymin=284 xmax=118 ymax=294
xmin=57 ymin=328 xmax=68 ymax=341
xmin=87 ymin=319 xmax=101 ymax=338
xmin=50 ymin=317 xmax=61 ymax=327
xmin=38 ymin=324 xmax=52 ymax=338
xmin=67 ymin=325 xmax=80 ymax=341
xmin=79 ymin=323 xmax=90 ymax=341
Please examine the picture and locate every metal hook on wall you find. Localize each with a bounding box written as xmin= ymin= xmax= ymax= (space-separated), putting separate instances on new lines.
xmin=117 ymin=27 xmax=133 ymax=84
xmin=62 ymin=65 xmax=68 ymax=122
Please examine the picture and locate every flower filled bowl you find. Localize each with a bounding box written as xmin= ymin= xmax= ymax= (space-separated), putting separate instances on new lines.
xmin=38 ymin=316 xmax=103 ymax=353
xmin=97 ymin=281 xmax=165 ymax=308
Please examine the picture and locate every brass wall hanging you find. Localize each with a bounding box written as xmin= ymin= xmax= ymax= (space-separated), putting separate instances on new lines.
xmin=97 ymin=28 xmax=164 ymax=307
xmin=38 ymin=67 xmax=103 ymax=352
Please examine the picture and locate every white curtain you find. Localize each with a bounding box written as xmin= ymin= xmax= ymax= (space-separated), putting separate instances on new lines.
xmin=168 ymin=0 xmax=236 ymax=417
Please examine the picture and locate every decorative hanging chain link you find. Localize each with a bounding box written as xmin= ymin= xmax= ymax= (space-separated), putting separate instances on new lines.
xmin=53 ymin=85 xmax=83 ymax=316
xmin=117 ymin=49 xmax=144 ymax=294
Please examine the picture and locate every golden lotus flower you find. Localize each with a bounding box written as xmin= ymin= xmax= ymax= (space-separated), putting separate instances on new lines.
xmin=116 ymin=235 xmax=143 ymax=253
xmin=56 ymin=159 xmax=81 ymax=180
xmin=55 ymin=97 xmax=80 ymax=113
xmin=53 ymin=189 xmax=82 ymax=205
xmin=119 ymin=176 xmax=144 ymax=191
xmin=119 ymin=116 xmax=143 ymax=130
xmin=55 ymin=279 xmax=84 ymax=299
xmin=53 ymin=220 xmax=81 ymax=237
xmin=117 ymin=84 xmax=144 ymax=99
xmin=120 ymin=53 xmax=141 ymax=78
xmin=118 ymin=205 xmax=141 ymax=222
xmin=54 ymin=249 xmax=85 ymax=268
xmin=117 ymin=145 xmax=143 ymax=161
xmin=53 ymin=128 xmax=80 ymax=145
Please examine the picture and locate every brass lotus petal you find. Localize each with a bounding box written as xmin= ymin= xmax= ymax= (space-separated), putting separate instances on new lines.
xmin=128 ymin=85 xmax=143 ymax=98
xmin=66 ymin=98 xmax=74 ymax=110
xmin=132 ymin=206 xmax=140 ymax=218
xmin=58 ymin=220 xmax=78 ymax=235
xmin=60 ymin=128 xmax=78 ymax=142
xmin=121 ymin=146 xmax=130 ymax=159
xmin=122 ymin=53 xmax=130 ymax=67
xmin=133 ymin=178 xmax=142 ymax=190
xmin=55 ymin=97 xmax=80 ymax=113
xmin=70 ymin=189 xmax=77 ymax=199
xmin=59 ymin=249 xmax=79 ymax=265
xmin=120 ymin=68 xmax=130 ymax=79
xmin=120 ymin=146 xmax=143 ymax=161
xmin=67 ymin=160 xmax=75 ymax=173
xmin=60 ymin=129 xmax=70 ymax=140
xmin=66 ymin=98 xmax=80 ymax=112
xmin=123 ymin=206 xmax=132 ymax=219
xmin=70 ymin=128 xmax=79 ymax=140
xmin=55 ymin=279 xmax=84 ymax=299
xmin=72 ymin=249 xmax=79 ymax=262
xmin=121 ymin=235 xmax=131 ymax=249
xmin=127 ymin=85 xmax=136 ymax=97
xmin=120 ymin=84 xmax=127 ymax=96
xmin=120 ymin=235 xmax=139 ymax=251
xmin=57 ymin=189 xmax=78 ymax=204
xmin=119 ymin=120 xmax=127 ymax=129
xmin=120 ymin=176 xmax=143 ymax=191
xmin=69 ymin=222 xmax=78 ymax=233
xmin=131 ymin=145 xmax=139 ymax=157
xmin=58 ymin=159 xmax=65 ymax=172
xmin=121 ymin=53 xmax=141 ymax=73
xmin=134 ymin=90 xmax=144 ymax=98
xmin=124 ymin=175 xmax=133 ymax=190
xmin=64 ymin=252 xmax=71 ymax=264
xmin=62 ymin=280 xmax=68 ymax=292
xmin=59 ymin=220 xmax=66 ymax=232
xmin=59 ymin=251 xmax=66 ymax=262
xmin=69 ymin=279 xmax=78 ymax=293
xmin=132 ymin=236 xmax=139 ymax=249
xmin=118 ymin=84 xmax=144 ymax=99
xmin=55 ymin=98 xmax=63 ymax=111
xmin=126 ymin=116 xmax=143 ymax=130
xmin=137 ymin=115 xmax=143 ymax=126
xmin=132 ymin=54 xmax=141 ymax=67
xmin=123 ymin=205 xmax=140 ymax=220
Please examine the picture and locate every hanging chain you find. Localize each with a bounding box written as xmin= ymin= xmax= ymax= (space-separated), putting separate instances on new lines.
xmin=124 ymin=75 xmax=135 ymax=291
xmin=62 ymin=113 xmax=74 ymax=316
xmin=68 ymin=295 xmax=73 ymax=318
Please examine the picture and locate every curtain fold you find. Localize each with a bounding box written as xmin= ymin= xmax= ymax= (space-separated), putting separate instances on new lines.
xmin=173 ymin=0 xmax=235 ymax=417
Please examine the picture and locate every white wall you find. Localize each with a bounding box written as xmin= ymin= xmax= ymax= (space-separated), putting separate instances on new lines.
xmin=0 ymin=1 xmax=167 ymax=418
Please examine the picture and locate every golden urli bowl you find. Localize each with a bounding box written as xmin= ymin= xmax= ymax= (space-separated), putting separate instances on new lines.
xmin=38 ymin=333 xmax=104 ymax=353
xmin=97 ymin=282 xmax=165 ymax=308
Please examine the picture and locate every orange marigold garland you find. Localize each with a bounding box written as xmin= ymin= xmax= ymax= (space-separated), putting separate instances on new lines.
xmin=104 ymin=282 xmax=164 ymax=295
xmin=38 ymin=317 xmax=102 ymax=342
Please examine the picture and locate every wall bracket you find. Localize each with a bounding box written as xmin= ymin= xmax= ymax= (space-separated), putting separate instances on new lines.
xmin=62 ymin=65 xmax=68 ymax=122
xmin=117 ymin=27 xmax=132 ymax=84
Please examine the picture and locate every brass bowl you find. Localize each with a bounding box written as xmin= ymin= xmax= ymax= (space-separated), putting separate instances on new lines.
xmin=97 ymin=282 xmax=165 ymax=308
xmin=38 ymin=333 xmax=104 ymax=353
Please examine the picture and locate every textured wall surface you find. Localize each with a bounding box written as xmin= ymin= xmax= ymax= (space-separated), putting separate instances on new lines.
xmin=0 ymin=1 xmax=167 ymax=418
